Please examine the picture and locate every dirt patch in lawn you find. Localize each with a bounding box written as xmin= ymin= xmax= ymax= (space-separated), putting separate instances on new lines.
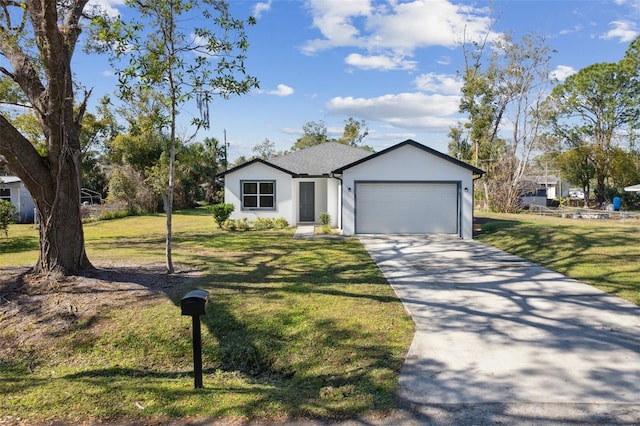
xmin=0 ymin=264 xmax=201 ymax=365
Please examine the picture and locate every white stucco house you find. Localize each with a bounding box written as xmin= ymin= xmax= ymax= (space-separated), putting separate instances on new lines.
xmin=220 ymin=140 xmax=485 ymax=239
xmin=0 ymin=176 xmax=35 ymax=223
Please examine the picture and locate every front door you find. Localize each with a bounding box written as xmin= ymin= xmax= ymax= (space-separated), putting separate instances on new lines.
xmin=299 ymin=182 xmax=315 ymax=222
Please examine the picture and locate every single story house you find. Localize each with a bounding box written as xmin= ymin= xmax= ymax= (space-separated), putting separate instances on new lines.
xmin=0 ymin=176 xmax=35 ymax=223
xmin=522 ymin=175 xmax=570 ymax=200
xmin=220 ymin=139 xmax=485 ymax=239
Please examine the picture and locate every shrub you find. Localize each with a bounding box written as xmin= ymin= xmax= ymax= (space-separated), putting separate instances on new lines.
xmin=235 ymin=217 xmax=250 ymax=231
xmin=221 ymin=216 xmax=289 ymax=231
xmin=0 ymin=200 xmax=17 ymax=237
xmin=98 ymin=208 xmax=138 ymax=221
xmin=209 ymin=203 xmax=235 ymax=228
xmin=273 ymin=217 xmax=289 ymax=229
xmin=253 ymin=217 xmax=274 ymax=231
xmin=319 ymin=212 xmax=331 ymax=226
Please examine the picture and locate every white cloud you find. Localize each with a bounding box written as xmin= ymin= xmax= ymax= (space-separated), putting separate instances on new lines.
xmin=326 ymin=92 xmax=461 ymax=131
xmin=436 ymin=56 xmax=451 ymax=65
xmin=559 ymin=24 xmax=583 ymax=36
xmin=345 ymin=53 xmax=416 ymax=71
xmin=413 ymin=73 xmax=462 ymax=95
xmin=301 ymin=0 xmax=372 ymax=54
xmin=302 ymin=0 xmax=496 ymax=57
xmin=601 ymin=20 xmax=639 ymax=42
xmin=87 ymin=0 xmax=124 ymax=18
xmin=266 ymin=84 xmax=294 ymax=97
xmin=253 ymin=1 xmax=272 ymax=19
xmin=550 ymin=65 xmax=576 ymax=82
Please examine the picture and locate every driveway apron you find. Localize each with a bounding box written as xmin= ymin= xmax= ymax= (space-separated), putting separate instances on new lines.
xmin=360 ymin=235 xmax=640 ymax=405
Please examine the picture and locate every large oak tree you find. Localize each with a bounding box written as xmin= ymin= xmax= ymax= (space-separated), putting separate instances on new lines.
xmin=0 ymin=1 xmax=94 ymax=274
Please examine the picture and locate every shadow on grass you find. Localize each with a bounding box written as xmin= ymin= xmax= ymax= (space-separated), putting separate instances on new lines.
xmin=1 ymin=231 xmax=411 ymax=421
xmin=0 ymin=235 xmax=39 ymax=253
xmin=475 ymin=215 xmax=640 ymax=302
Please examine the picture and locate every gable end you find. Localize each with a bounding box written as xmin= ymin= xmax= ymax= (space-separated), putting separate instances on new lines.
xmin=332 ymin=139 xmax=485 ymax=176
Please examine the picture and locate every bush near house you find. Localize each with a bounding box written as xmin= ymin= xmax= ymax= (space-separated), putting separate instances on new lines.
xmin=0 ymin=199 xmax=17 ymax=237
xmin=222 ymin=216 xmax=289 ymax=231
xmin=320 ymin=212 xmax=331 ymax=225
xmin=208 ymin=203 xmax=235 ymax=227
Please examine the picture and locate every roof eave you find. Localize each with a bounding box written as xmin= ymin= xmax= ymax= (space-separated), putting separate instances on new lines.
xmin=217 ymin=158 xmax=297 ymax=178
xmin=333 ymin=139 xmax=486 ymax=176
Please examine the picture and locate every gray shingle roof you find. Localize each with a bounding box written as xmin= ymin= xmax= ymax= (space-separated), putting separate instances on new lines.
xmin=268 ymin=142 xmax=372 ymax=175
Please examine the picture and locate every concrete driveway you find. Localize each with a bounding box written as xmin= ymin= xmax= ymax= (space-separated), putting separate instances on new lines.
xmin=359 ymin=235 xmax=640 ymax=407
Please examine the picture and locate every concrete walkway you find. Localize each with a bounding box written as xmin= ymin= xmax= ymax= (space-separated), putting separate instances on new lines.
xmin=360 ymin=235 xmax=640 ymax=411
xmin=293 ymin=225 xmax=315 ymax=239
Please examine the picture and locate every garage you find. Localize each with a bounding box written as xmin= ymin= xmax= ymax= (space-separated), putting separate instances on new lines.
xmin=334 ymin=140 xmax=484 ymax=238
xmin=355 ymin=182 xmax=459 ymax=234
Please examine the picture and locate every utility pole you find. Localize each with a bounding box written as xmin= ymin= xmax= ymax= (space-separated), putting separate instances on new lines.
xmin=223 ymin=129 xmax=228 ymax=171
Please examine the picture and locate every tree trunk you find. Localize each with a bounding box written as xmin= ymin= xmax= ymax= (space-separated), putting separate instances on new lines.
xmin=35 ymin=183 xmax=91 ymax=275
xmin=0 ymin=116 xmax=92 ymax=275
xmin=595 ymin=174 xmax=606 ymax=205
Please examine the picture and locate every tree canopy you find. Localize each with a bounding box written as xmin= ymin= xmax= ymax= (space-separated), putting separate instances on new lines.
xmin=91 ymin=0 xmax=258 ymax=272
xmin=291 ymin=118 xmax=372 ymax=152
xmin=545 ymin=37 xmax=640 ymax=203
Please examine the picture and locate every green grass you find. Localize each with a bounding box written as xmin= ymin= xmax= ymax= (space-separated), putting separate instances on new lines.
xmin=475 ymin=212 xmax=640 ymax=305
xmin=0 ymin=208 xmax=414 ymax=423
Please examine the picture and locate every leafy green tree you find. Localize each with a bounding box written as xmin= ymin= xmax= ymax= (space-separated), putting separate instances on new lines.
xmin=93 ymin=0 xmax=258 ymax=273
xmin=229 ymin=155 xmax=250 ymax=168
xmin=107 ymin=167 xmax=139 ymax=212
xmin=447 ymin=123 xmax=471 ymax=161
xmin=292 ymin=118 xmax=371 ymax=151
xmin=292 ymin=120 xmax=330 ymax=150
xmin=336 ymin=118 xmax=369 ymax=147
xmin=0 ymin=1 xmax=102 ymax=274
xmin=608 ymin=147 xmax=640 ymax=190
xmin=455 ymin=31 xmax=555 ymax=212
xmin=554 ymin=146 xmax=596 ymax=207
xmin=173 ymin=137 xmax=225 ymax=207
xmin=105 ymin=90 xmax=166 ymax=173
xmin=253 ymin=138 xmax=279 ymax=159
xmin=79 ymin=112 xmax=113 ymax=196
xmin=546 ymin=38 xmax=640 ymax=203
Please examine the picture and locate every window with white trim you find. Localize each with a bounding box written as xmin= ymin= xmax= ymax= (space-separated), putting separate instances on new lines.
xmin=0 ymin=188 xmax=10 ymax=202
xmin=241 ymin=181 xmax=275 ymax=210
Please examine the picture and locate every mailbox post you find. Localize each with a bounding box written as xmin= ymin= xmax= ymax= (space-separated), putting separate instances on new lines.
xmin=181 ymin=289 xmax=209 ymax=389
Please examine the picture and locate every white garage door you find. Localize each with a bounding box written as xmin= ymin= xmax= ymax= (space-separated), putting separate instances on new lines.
xmin=355 ymin=182 xmax=459 ymax=234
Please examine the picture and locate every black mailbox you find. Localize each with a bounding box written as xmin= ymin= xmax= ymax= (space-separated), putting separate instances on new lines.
xmin=181 ymin=289 xmax=209 ymax=316
xmin=181 ymin=289 xmax=209 ymax=389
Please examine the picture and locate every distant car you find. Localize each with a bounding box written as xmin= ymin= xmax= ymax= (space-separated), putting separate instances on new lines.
xmin=569 ymin=189 xmax=584 ymax=199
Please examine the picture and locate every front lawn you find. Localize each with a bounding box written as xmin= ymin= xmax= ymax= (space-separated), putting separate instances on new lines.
xmin=475 ymin=212 xmax=640 ymax=305
xmin=0 ymin=209 xmax=414 ymax=423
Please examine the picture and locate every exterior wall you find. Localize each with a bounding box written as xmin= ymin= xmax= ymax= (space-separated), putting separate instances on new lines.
xmin=326 ymin=178 xmax=340 ymax=227
xmin=294 ymin=177 xmax=328 ymax=224
xmin=546 ymin=181 xmax=570 ymax=199
xmin=0 ymin=179 xmax=35 ymax=223
xmin=224 ymin=163 xmax=295 ymax=225
xmin=340 ymin=144 xmax=476 ymax=239
xmin=223 ymin=165 xmax=337 ymax=226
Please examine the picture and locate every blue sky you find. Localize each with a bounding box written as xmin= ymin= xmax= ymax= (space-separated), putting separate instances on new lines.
xmin=78 ymin=0 xmax=640 ymax=162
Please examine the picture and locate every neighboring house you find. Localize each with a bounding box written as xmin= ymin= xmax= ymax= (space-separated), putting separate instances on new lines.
xmin=526 ymin=175 xmax=570 ymax=200
xmin=220 ymin=139 xmax=485 ymax=239
xmin=0 ymin=176 xmax=35 ymax=223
